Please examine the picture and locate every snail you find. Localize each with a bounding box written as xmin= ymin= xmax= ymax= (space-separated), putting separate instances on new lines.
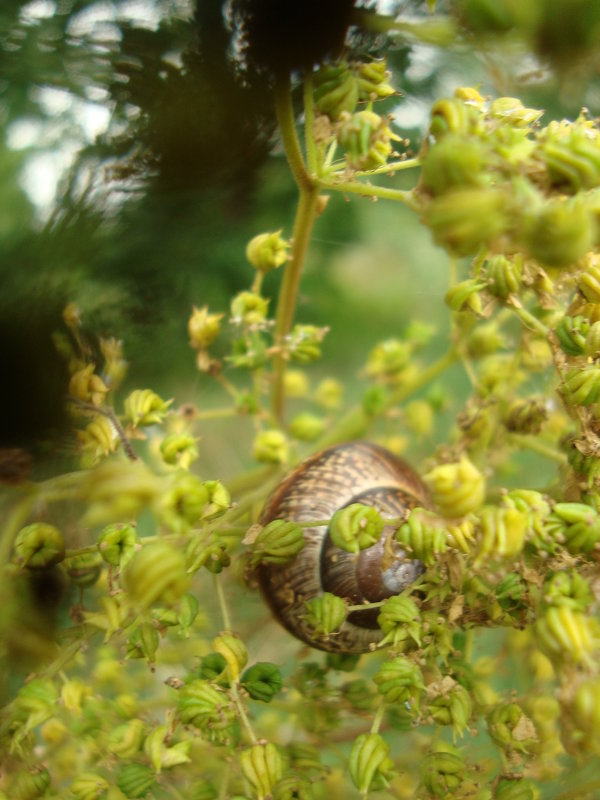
xmin=256 ymin=441 xmax=430 ymax=653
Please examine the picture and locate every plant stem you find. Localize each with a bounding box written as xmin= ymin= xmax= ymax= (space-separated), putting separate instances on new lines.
xmin=507 ymin=301 xmax=549 ymax=336
xmin=318 ymin=178 xmax=418 ymax=208
xmin=274 ymin=73 xmax=312 ymax=193
xmin=303 ymin=72 xmax=317 ymax=176
xmin=353 ymin=157 xmax=421 ymax=177
xmin=370 ymin=702 xmax=386 ymax=734
xmin=214 ymin=573 xmax=232 ymax=631
xmin=385 ymin=347 xmax=460 ymax=407
xmin=507 ymin=433 xmax=567 ymax=464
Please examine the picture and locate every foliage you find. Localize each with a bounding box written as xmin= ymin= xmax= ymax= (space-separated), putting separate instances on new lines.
xmin=2 ymin=1 xmax=600 ymax=799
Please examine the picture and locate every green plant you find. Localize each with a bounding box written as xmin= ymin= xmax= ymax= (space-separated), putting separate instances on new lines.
xmin=2 ymin=2 xmax=600 ymax=798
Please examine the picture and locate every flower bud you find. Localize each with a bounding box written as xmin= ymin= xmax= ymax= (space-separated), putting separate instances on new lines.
xmin=213 ymin=632 xmax=248 ymax=681
xmin=188 ymin=306 xmax=223 ymax=349
xmin=100 ymin=336 xmax=127 ymax=389
xmin=357 ymin=59 xmax=395 ymax=100
xmin=348 ymin=733 xmax=394 ymax=794
xmin=124 ymin=389 xmax=172 ymax=427
xmin=289 ymin=412 xmax=326 ymax=442
xmin=249 ymin=519 xmax=305 ymax=567
xmin=64 ymin=551 xmax=103 ymax=587
xmin=252 ymin=430 xmax=289 ymax=464
xmin=14 ymin=523 xmax=65 ymax=569
xmin=123 ymin=542 xmax=189 ymax=608
xmin=342 ymin=678 xmax=378 ymax=711
xmin=445 ymin=279 xmax=486 ymax=314
xmin=329 ymin=503 xmax=384 ymax=554
xmin=585 ymin=320 xmax=600 ymax=357
xmin=563 ymin=365 xmax=600 ymax=406
xmin=186 ymin=537 xmax=231 ymax=574
xmin=231 ymin=291 xmax=270 ymax=326
xmin=177 ymin=679 xmax=237 ymax=744
xmin=97 ymin=523 xmax=137 ymax=567
xmin=240 ymin=742 xmax=284 ymax=800
xmin=159 ymin=433 xmax=199 ymax=469
xmin=571 ymin=678 xmax=600 ymax=741
xmin=78 ymin=415 xmax=119 ymax=463
xmin=377 ymin=595 xmax=421 ymax=648
xmin=491 ymin=97 xmax=542 ymax=127
xmin=70 ymin=772 xmax=110 ymax=800
xmin=373 ymin=656 xmax=424 ymax=708
xmin=272 ymin=776 xmax=313 ymax=800
xmin=116 ymin=764 xmax=155 ymax=799
xmin=246 ymin=231 xmax=289 ymax=272
xmin=544 ymin=130 xmax=600 ymax=192
xmin=144 ymin=724 xmax=191 ymax=772
xmin=108 ymin=720 xmax=146 ymax=758
xmin=304 ymin=592 xmax=347 ymax=637
xmin=11 ymin=767 xmax=51 ymax=800
xmin=396 ymin=508 xmax=447 ymax=566
xmin=446 ymin=518 xmax=476 ymax=553
xmin=423 ymin=457 xmax=486 ymax=518
xmin=240 ymin=662 xmax=283 ymax=702
xmin=476 ymin=505 xmax=528 ymax=562
xmin=156 ymin=472 xmax=208 ymax=534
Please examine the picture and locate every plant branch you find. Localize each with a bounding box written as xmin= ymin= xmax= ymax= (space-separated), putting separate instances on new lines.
xmin=318 ymin=178 xmax=418 ymax=208
xmin=67 ymin=398 xmax=139 ymax=461
xmin=274 ymin=73 xmax=312 ymax=193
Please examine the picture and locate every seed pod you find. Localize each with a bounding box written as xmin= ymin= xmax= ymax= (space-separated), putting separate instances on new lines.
xmin=348 ymin=732 xmax=394 ymax=794
xmin=252 ymin=430 xmax=289 ymax=464
xmin=373 ymin=656 xmax=424 ymax=708
xmin=535 ymin=606 xmax=596 ymax=664
xmin=240 ymin=662 xmax=283 ymax=702
xmin=486 ymin=253 xmax=523 ymax=299
xmin=329 ymin=503 xmax=385 ymax=554
xmin=521 ymin=198 xmax=593 ymax=267
xmin=123 ymin=389 xmax=172 ymax=427
xmin=496 ymin=777 xmax=539 ymax=800
xmin=213 ymin=632 xmax=248 ymax=681
xmin=562 ymin=365 xmax=600 ymax=406
xmin=579 ymin=254 xmax=600 ymax=302
xmin=396 ymin=508 xmax=448 ymax=566
xmin=116 ymin=764 xmax=155 ymax=799
xmin=231 ymin=291 xmax=270 ymax=326
xmin=476 ymin=506 xmax=528 ymax=562
xmin=286 ymin=324 xmax=328 ymax=364
xmin=70 ymin=772 xmax=110 ymax=800
xmin=423 ymin=457 xmax=486 ymax=518
xmin=289 ymin=412 xmax=326 ymax=442
xmin=97 ymin=523 xmax=137 ymax=567
xmin=304 ymin=592 xmax=347 ymax=637
xmin=338 ymin=109 xmax=397 ymax=171
xmin=159 ymin=433 xmax=199 ymax=469
xmin=429 ymin=97 xmax=481 ymax=140
xmin=123 ymin=542 xmax=189 ymax=608
xmin=177 ymin=679 xmax=237 ymax=744
xmin=246 ymin=230 xmax=289 ymax=272
xmin=188 ymin=306 xmax=223 ymax=350
xmin=543 ymin=571 xmax=592 ymax=611
xmin=14 ymin=523 xmax=65 ymax=569
xmin=313 ymin=62 xmax=359 ymax=120
xmin=108 ymin=720 xmax=146 ymax=759
xmin=377 ymin=596 xmax=421 ymax=648
xmin=240 ymin=742 xmax=284 ymax=800
xmin=487 ymin=703 xmax=536 ymax=754
xmin=556 ymin=314 xmax=590 ymax=355
xmin=429 ymin=685 xmax=473 ymax=740
xmin=421 ymin=135 xmax=487 ymax=196
xmin=420 ymin=747 xmax=465 ymax=797
xmin=249 ymin=520 xmax=305 ymax=567
xmin=157 ymin=473 xmax=208 ymax=534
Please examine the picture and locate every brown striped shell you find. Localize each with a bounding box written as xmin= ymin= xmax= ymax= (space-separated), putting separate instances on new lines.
xmin=255 ymin=441 xmax=430 ymax=653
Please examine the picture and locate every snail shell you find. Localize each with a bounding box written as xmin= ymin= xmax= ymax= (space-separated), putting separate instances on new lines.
xmin=256 ymin=441 xmax=430 ymax=653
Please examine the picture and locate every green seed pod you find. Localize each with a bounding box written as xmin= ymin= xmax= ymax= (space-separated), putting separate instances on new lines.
xmin=123 ymin=541 xmax=190 ymax=608
xmin=366 ymin=338 xmax=411 ymax=380
xmin=289 ymin=412 xmax=326 ymax=442
xmin=314 ymin=377 xmax=344 ymax=409
xmin=476 ymin=505 xmax=528 ymax=562
xmin=213 ymin=632 xmax=248 ymax=681
xmin=240 ymin=662 xmax=283 ymax=702
xmin=304 ymin=592 xmax=347 ymax=637
xmin=108 ymin=720 xmax=146 ymax=759
xmin=97 ymin=523 xmax=137 ymax=567
xmin=69 ymin=363 xmax=109 ymax=406
xmin=377 ymin=595 xmax=421 ymax=648
xmin=348 ymin=732 xmax=394 ymax=794
xmin=178 ymin=593 xmax=199 ymax=629
xmin=272 ymin=775 xmax=314 ymax=800
xmin=535 ymin=605 xmax=596 ymax=664
xmin=429 ymin=97 xmax=481 ymax=140
xmin=373 ymin=656 xmax=424 ymax=708
xmin=326 ymin=652 xmax=361 ymax=672
xmin=562 ymin=365 xmax=600 ymax=406
xmin=240 ymin=742 xmax=284 ymax=800
xmin=202 ymin=480 xmax=231 ymax=518
xmin=185 ymin=537 xmax=231 ymax=574
xmin=194 ymin=652 xmax=228 ymax=684
xmin=286 ymin=324 xmax=328 ymax=364
xmin=424 ymin=457 xmax=486 ymax=518
xmin=189 ymin=781 xmax=218 ymax=800
xmin=60 ymin=679 xmax=91 ymax=713
xmin=429 ymin=685 xmax=473 ymax=740
xmin=420 ymin=747 xmax=465 ymax=797
xmin=521 ymin=198 xmax=593 ymax=267
xmin=65 ymin=550 xmax=103 ymax=587
xmin=159 ymin=433 xmax=199 ymax=469
xmin=486 ymin=253 xmax=523 ymax=299
xmin=252 ymin=430 xmax=289 ymax=464
xmin=545 ymin=502 xmax=600 ymax=553
xmin=249 ymin=519 xmax=305 ymax=567
xmin=585 ymin=320 xmax=600 ymax=357
xmin=116 ymin=764 xmax=155 ymax=799
xmin=338 ymin=109 xmax=397 ymax=171
xmin=144 ymin=724 xmax=191 ymax=772
xmin=231 ymin=291 xmax=270 ymax=326
xmin=11 ymin=767 xmax=51 ymax=800
xmin=228 ymin=333 xmax=268 ymax=370
xmin=496 ymin=573 xmax=526 ymax=610
xmin=188 ymin=306 xmax=223 ymax=350
xmin=496 ymin=778 xmax=539 ymax=800
xmin=487 ymin=703 xmax=536 ymax=754
xmin=70 ymin=772 xmax=109 ymax=800
xmin=177 ymin=679 xmax=237 ymax=744
xmin=329 ymin=503 xmax=384 ymax=554
xmin=445 ymin=279 xmax=486 ymax=314
xmin=283 ymin=369 xmax=310 ymax=398
xmin=396 ymin=508 xmax=447 ymax=566
xmin=491 ymin=97 xmax=542 ymax=127
xmin=246 ymin=230 xmax=289 ymax=272
xmin=424 ymin=186 xmax=508 ymax=257
xmin=313 ymin=62 xmax=359 ymax=120
xmin=357 ymin=59 xmax=395 ymax=100
xmin=504 ymin=397 xmax=547 ymax=434
xmin=123 ymin=389 xmax=172 ymax=427
xmin=543 ymin=131 xmax=600 ymax=192
xmin=342 ymin=678 xmax=378 ymax=711
xmin=421 ymin=135 xmax=487 ymax=196
xmin=556 ymin=314 xmax=590 ymax=355
xmin=126 ymin=622 xmax=159 ymax=663
xmin=14 ymin=523 xmax=65 ymax=569
xmin=157 ymin=472 xmax=209 ymax=533
xmin=446 ymin=518 xmax=476 ymax=553
xmin=579 ymin=253 xmax=600 ymax=302
xmin=543 ymin=571 xmax=593 ymax=611
xmin=571 ymin=678 xmax=600 ymax=739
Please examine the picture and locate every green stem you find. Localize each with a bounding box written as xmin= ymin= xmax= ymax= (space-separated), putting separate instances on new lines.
xmin=508 ymin=302 xmax=549 ymax=336
xmin=318 ymin=178 xmax=417 ymax=208
xmin=353 ymin=157 xmax=421 ymax=178
xmin=507 ymin=433 xmax=567 ymax=464
xmin=370 ymin=702 xmax=386 ymax=735
xmin=346 ymin=600 xmax=386 ymax=612
xmin=214 ymin=573 xmax=232 ymax=631
xmin=386 ymin=348 xmax=460 ymax=407
xmin=274 ymin=73 xmax=312 ymax=193
xmin=195 ymin=407 xmax=238 ymax=421
xmin=303 ymin=71 xmax=317 ymax=176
